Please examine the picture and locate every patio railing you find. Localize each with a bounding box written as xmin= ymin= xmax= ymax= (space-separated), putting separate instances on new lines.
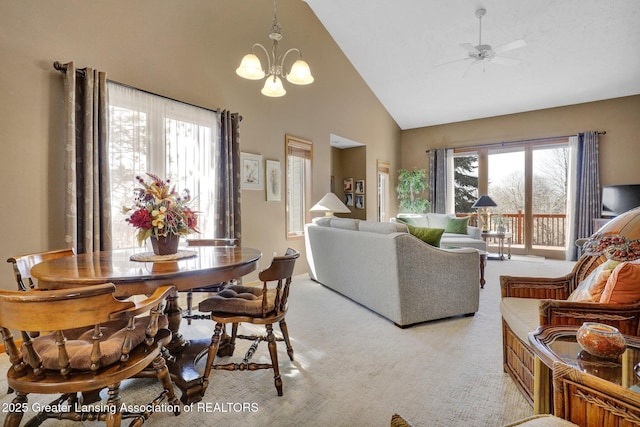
xmin=457 ymin=210 xmax=567 ymax=248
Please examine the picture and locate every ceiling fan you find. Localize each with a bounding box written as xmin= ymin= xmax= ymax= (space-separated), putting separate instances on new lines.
xmin=438 ymin=8 xmax=526 ymax=72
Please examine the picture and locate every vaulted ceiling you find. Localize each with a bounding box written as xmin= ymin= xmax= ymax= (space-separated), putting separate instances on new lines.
xmin=305 ymin=0 xmax=640 ymax=130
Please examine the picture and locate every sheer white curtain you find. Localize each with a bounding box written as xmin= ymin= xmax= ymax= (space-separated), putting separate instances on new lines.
xmin=107 ymin=82 xmax=219 ymax=248
xmin=565 ymin=136 xmax=579 ymax=260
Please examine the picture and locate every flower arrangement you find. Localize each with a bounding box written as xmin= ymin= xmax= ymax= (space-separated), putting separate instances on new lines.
xmin=124 ymin=173 xmax=199 ymax=246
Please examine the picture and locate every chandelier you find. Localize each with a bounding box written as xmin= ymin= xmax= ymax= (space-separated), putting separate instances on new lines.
xmin=235 ymin=0 xmax=314 ymax=97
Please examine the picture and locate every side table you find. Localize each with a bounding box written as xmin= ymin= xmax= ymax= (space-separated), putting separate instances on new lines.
xmin=528 ymin=325 xmax=640 ymax=414
xmin=481 ymin=231 xmax=512 ymax=260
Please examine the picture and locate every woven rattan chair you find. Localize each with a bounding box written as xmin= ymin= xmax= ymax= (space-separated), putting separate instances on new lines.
xmin=7 ymin=248 xmax=75 ymax=291
xmin=0 ymin=283 xmax=180 ymax=426
xmin=198 ymin=248 xmax=299 ymax=396
xmin=500 ymin=253 xmax=640 ymax=406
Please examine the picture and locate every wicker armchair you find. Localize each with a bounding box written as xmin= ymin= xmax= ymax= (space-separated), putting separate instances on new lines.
xmin=500 ymin=253 xmax=640 ymax=407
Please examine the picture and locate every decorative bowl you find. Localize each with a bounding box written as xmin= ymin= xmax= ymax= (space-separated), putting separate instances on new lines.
xmin=576 ymin=322 xmax=626 ymax=359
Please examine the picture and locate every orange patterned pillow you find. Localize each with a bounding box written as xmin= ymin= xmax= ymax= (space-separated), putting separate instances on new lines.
xmin=599 ymin=261 xmax=640 ymax=304
xmin=567 ymin=262 xmax=615 ymax=302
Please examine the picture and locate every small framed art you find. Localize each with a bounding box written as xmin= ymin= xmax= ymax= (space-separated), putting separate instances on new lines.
xmin=355 ymin=194 xmax=365 ymax=209
xmin=265 ymin=160 xmax=281 ymax=201
xmin=344 ymin=178 xmax=353 ymax=192
xmin=241 ymin=152 xmax=263 ymax=190
xmin=355 ymin=180 xmax=365 ymax=194
xmin=344 ymin=192 xmax=354 ymax=207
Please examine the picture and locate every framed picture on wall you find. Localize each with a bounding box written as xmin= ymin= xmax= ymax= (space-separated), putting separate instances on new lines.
xmin=343 ymin=178 xmax=353 ymax=192
xmin=344 ymin=192 xmax=354 ymax=207
xmin=355 ymin=194 xmax=365 ymax=209
xmin=241 ymin=152 xmax=263 ymax=190
xmin=265 ymin=160 xmax=281 ymax=201
xmin=355 ymin=180 xmax=365 ymax=194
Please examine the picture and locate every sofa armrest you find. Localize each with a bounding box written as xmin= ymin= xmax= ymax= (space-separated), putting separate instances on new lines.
xmin=467 ymin=226 xmax=481 ymax=240
xmin=538 ymin=299 xmax=640 ymax=335
xmin=500 ymin=274 xmax=574 ymax=299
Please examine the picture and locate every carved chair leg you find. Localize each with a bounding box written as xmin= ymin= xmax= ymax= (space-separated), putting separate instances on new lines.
xmin=202 ymin=322 xmax=224 ymax=391
xmin=186 ymin=291 xmax=193 ymax=325
xmin=4 ymin=391 xmax=27 ymax=427
xmin=153 ymin=354 xmax=181 ymax=410
xmin=279 ymin=319 xmax=294 ymax=361
xmin=266 ymin=324 xmax=283 ymax=396
xmin=105 ymin=382 xmax=123 ymax=427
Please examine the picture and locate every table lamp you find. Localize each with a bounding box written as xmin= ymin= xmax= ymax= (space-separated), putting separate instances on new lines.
xmin=472 ymin=195 xmax=497 ymax=232
xmin=310 ymin=192 xmax=351 ymax=217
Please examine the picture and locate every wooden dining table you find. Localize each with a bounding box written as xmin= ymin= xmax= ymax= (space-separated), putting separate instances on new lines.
xmin=30 ymin=245 xmax=262 ymax=404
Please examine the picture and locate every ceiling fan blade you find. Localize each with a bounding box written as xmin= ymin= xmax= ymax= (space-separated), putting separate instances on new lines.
xmin=491 ymin=56 xmax=521 ymax=66
xmin=493 ymin=39 xmax=526 ymax=54
xmin=459 ymin=43 xmax=479 ymax=53
xmin=435 ymin=57 xmax=472 ymax=67
xmin=462 ymin=59 xmax=483 ymax=78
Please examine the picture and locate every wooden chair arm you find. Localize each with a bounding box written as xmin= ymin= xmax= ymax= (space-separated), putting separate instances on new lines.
xmin=110 ymin=285 xmax=175 ymax=320
xmin=500 ymin=273 xmax=574 ymax=299
xmin=539 ymin=299 xmax=640 ymax=336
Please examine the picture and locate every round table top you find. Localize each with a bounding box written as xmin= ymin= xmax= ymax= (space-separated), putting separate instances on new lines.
xmin=30 ymin=246 xmax=262 ymax=296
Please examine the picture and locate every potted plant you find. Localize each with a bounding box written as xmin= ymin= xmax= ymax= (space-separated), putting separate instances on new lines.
xmin=124 ymin=173 xmax=199 ymax=255
xmin=396 ymin=168 xmax=431 ymax=213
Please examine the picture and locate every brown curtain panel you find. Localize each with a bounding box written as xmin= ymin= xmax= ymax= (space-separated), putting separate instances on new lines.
xmin=215 ymin=111 xmax=242 ymax=244
xmin=58 ymin=61 xmax=112 ymax=254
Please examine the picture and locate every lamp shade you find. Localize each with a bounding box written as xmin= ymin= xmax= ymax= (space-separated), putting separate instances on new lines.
xmin=236 ymin=54 xmax=265 ymax=80
xmin=261 ymin=75 xmax=286 ymax=97
xmin=583 ymin=206 xmax=640 ymax=261
xmin=472 ymin=195 xmax=498 ymax=208
xmin=286 ymin=59 xmax=314 ymax=85
xmin=310 ymin=192 xmax=351 ymax=216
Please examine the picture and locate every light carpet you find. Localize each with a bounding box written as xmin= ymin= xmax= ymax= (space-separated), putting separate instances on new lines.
xmin=0 ymin=258 xmax=575 ymax=427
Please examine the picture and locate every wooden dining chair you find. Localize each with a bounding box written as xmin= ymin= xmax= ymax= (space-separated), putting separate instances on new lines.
xmin=0 ymin=283 xmax=181 ymax=426
xmin=198 ymin=248 xmax=299 ymax=396
xmin=183 ymin=238 xmax=238 ymax=324
xmin=7 ymin=248 xmax=75 ymax=291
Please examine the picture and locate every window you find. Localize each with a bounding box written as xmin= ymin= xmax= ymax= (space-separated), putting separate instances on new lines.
xmin=286 ymin=135 xmax=312 ymax=239
xmin=377 ymin=160 xmax=390 ymax=222
xmin=107 ymin=82 xmax=220 ymax=249
xmin=448 ymin=138 xmax=568 ymax=255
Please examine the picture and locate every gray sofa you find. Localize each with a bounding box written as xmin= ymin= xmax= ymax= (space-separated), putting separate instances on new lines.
xmin=395 ymin=213 xmax=487 ymax=251
xmin=304 ymin=218 xmax=480 ymax=327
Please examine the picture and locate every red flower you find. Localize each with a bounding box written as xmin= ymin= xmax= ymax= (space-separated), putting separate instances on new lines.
xmin=127 ymin=208 xmax=153 ymax=229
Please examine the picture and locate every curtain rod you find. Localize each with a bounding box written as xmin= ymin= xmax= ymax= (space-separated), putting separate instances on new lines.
xmin=53 ymin=61 xmax=241 ymax=121
xmin=425 ymin=131 xmax=606 ymax=154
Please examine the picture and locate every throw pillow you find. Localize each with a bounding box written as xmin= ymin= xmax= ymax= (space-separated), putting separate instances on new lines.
xmin=567 ymin=260 xmax=619 ymax=302
xmin=599 ymin=261 xmax=640 ymax=304
xmin=444 ymin=216 xmax=469 ymax=235
xmin=395 ymin=216 xmax=417 ymax=226
xmin=406 ymin=224 xmax=445 ymax=247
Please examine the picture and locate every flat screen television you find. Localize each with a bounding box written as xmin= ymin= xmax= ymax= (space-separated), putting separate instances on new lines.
xmin=602 ymin=184 xmax=640 ymax=217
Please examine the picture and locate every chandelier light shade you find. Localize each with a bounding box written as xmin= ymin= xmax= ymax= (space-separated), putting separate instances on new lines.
xmin=236 ymin=0 xmax=314 ymax=98
xmin=310 ymin=192 xmax=351 ymax=217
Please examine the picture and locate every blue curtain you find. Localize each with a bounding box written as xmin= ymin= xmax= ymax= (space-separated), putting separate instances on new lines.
xmin=568 ymin=131 xmax=600 ymax=260
xmin=428 ymin=148 xmax=447 ymax=214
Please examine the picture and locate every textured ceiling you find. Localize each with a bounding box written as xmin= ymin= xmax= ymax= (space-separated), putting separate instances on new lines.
xmin=304 ymin=0 xmax=640 ymax=130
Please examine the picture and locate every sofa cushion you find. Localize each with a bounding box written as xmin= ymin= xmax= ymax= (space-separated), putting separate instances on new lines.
xmin=500 ymin=297 xmax=540 ymax=343
xmin=440 ymin=234 xmax=487 ymax=251
xmin=599 ymin=261 xmax=640 ymax=304
xmin=567 ymin=261 xmax=618 ymax=302
xmin=360 ymin=221 xmax=408 ymax=234
xmin=395 ymin=216 xmax=416 ymax=226
xmin=314 ymin=217 xmax=332 ymax=227
xmin=330 ymin=218 xmax=360 ymax=230
xmin=426 ymin=213 xmax=450 ymax=229
xmin=445 ymin=216 xmax=470 ymax=234
xmin=406 ymin=225 xmax=445 ymax=247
